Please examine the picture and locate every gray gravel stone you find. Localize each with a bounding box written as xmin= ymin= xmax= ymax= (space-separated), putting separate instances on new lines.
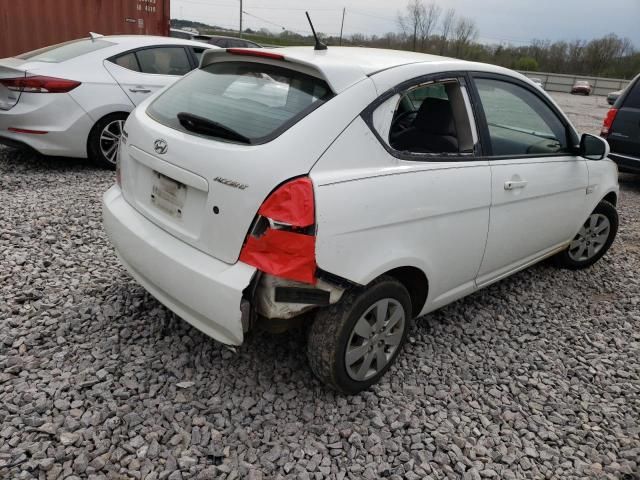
xmin=0 ymin=97 xmax=639 ymax=480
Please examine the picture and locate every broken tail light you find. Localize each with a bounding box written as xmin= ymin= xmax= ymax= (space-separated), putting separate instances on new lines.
xmin=0 ymin=75 xmax=81 ymax=93
xmin=601 ymin=108 xmax=618 ymax=137
xmin=239 ymin=177 xmax=316 ymax=284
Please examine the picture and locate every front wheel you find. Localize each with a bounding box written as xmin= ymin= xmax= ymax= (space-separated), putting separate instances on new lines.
xmin=554 ymin=200 xmax=618 ymax=269
xmin=87 ymin=113 xmax=129 ymax=169
xmin=307 ymin=276 xmax=412 ymax=394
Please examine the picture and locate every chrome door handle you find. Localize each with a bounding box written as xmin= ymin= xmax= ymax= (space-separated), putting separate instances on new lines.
xmin=504 ymin=180 xmax=528 ymax=190
xmin=129 ymin=87 xmax=151 ymax=93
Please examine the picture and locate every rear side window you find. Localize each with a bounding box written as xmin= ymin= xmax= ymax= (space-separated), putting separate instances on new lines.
xmin=623 ymin=79 xmax=640 ymax=109
xmin=147 ymin=62 xmax=333 ymax=144
xmin=16 ymin=39 xmax=113 ymax=62
xmin=136 ymin=47 xmax=192 ymax=76
xmin=380 ymin=80 xmax=475 ymax=155
xmin=113 ymin=52 xmax=140 ymax=71
xmin=475 ymin=78 xmax=569 ymax=156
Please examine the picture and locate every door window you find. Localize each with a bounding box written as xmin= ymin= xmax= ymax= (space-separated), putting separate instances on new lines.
xmin=380 ymin=80 xmax=475 ymax=155
xmin=136 ymin=47 xmax=192 ymax=76
xmin=475 ymin=78 xmax=569 ymax=156
xmin=112 ymin=52 xmax=140 ymax=72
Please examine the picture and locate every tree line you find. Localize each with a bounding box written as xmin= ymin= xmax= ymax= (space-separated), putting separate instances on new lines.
xmin=172 ymin=2 xmax=640 ymax=79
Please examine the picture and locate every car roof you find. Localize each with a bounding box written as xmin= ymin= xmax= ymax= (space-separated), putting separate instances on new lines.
xmin=103 ymin=35 xmax=213 ymax=49
xmin=201 ymin=46 xmax=518 ymax=93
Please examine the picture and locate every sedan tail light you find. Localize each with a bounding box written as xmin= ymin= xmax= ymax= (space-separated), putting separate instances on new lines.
xmin=601 ymin=108 xmax=618 ymax=137
xmin=239 ymin=177 xmax=316 ymax=284
xmin=0 ymin=75 xmax=81 ymax=93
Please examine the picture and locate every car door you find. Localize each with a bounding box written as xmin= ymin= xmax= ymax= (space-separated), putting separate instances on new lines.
xmin=470 ymin=75 xmax=589 ymax=287
xmin=312 ymin=73 xmax=491 ymax=313
xmin=103 ymin=46 xmax=194 ymax=106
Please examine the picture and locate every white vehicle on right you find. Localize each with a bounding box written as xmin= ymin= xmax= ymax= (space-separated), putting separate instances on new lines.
xmin=103 ymin=47 xmax=619 ymax=393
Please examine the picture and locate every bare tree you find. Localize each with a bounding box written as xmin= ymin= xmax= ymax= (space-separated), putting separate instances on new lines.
xmin=452 ymin=16 xmax=478 ymax=57
xmin=398 ymin=0 xmax=425 ymax=51
xmin=419 ymin=3 xmax=441 ymax=51
xmin=439 ymin=8 xmax=456 ymax=55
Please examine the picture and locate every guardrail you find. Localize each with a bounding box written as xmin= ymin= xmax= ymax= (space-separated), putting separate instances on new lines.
xmin=517 ymin=70 xmax=631 ymax=96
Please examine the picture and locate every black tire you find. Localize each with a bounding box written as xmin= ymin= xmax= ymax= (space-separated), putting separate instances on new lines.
xmin=87 ymin=112 xmax=129 ymax=169
xmin=554 ymin=200 xmax=618 ymax=270
xmin=307 ymin=276 xmax=412 ymax=394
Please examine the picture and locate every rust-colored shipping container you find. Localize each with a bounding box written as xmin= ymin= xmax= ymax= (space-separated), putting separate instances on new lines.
xmin=0 ymin=0 xmax=170 ymax=58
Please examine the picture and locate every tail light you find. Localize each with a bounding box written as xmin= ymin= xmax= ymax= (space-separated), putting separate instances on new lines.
xmin=0 ymin=75 xmax=81 ymax=93
xmin=601 ymin=108 xmax=618 ymax=137
xmin=239 ymin=177 xmax=316 ymax=284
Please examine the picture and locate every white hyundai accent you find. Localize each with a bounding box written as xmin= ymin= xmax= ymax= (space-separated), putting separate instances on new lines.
xmin=0 ymin=35 xmax=214 ymax=167
xmin=103 ymin=46 xmax=619 ymax=393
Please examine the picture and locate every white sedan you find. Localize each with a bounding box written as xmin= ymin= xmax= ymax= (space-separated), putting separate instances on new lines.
xmin=0 ymin=34 xmax=214 ymax=167
xmin=103 ymin=46 xmax=619 ymax=393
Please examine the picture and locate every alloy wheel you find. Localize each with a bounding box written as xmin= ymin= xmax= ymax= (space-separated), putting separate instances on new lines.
xmin=345 ymin=298 xmax=405 ymax=381
xmin=99 ymin=119 xmax=124 ymax=166
xmin=568 ymin=213 xmax=611 ymax=262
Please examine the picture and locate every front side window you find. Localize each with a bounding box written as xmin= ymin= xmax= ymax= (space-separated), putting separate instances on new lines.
xmin=379 ymin=80 xmax=475 ymax=156
xmin=147 ymin=62 xmax=332 ymax=144
xmin=475 ymin=78 xmax=569 ymax=156
xmin=136 ymin=47 xmax=192 ymax=76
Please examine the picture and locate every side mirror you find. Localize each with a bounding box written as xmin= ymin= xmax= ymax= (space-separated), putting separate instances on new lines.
xmin=580 ymin=133 xmax=610 ymax=160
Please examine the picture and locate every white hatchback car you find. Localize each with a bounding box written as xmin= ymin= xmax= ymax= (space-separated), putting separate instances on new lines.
xmin=0 ymin=35 xmax=214 ymax=167
xmin=103 ymin=47 xmax=619 ymax=393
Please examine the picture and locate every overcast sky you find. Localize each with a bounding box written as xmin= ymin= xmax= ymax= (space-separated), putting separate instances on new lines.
xmin=171 ymin=0 xmax=639 ymax=47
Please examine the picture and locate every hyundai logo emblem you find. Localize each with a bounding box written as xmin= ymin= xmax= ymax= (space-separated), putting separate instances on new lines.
xmin=154 ymin=139 xmax=168 ymax=155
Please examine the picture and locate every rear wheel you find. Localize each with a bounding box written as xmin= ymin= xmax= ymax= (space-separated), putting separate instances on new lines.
xmin=307 ymin=277 xmax=412 ymax=394
xmin=88 ymin=113 xmax=128 ymax=169
xmin=554 ymin=200 xmax=618 ymax=269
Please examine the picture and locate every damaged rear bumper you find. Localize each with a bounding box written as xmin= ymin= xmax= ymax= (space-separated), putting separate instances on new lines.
xmin=102 ymin=186 xmax=256 ymax=345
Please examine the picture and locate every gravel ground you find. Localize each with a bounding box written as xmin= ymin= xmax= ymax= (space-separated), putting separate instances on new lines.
xmin=550 ymin=91 xmax=612 ymax=136
xmin=1 ymin=94 xmax=639 ymax=480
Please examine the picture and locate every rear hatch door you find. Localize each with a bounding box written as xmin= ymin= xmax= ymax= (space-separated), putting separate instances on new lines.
xmin=119 ymin=58 xmax=373 ymax=264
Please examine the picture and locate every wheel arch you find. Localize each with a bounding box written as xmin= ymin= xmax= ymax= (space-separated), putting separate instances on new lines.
xmin=602 ymin=191 xmax=617 ymax=206
xmin=86 ymin=111 xmax=131 ymax=167
xmin=376 ymin=266 xmax=428 ymax=318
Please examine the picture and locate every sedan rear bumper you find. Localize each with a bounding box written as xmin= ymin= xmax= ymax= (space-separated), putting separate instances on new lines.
xmin=102 ymin=186 xmax=256 ymax=345
xmin=0 ymin=92 xmax=92 ymax=157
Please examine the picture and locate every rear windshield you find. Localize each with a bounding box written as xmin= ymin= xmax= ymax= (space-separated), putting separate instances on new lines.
xmin=146 ymin=61 xmax=333 ymax=144
xmin=16 ymin=39 xmax=113 ymax=62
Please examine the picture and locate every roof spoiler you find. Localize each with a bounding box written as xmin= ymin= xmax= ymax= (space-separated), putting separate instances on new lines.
xmin=199 ymin=49 xmax=340 ymax=92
